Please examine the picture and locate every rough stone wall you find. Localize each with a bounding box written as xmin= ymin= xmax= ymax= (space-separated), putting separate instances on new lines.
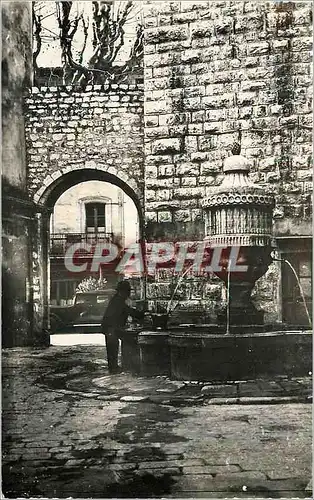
xmin=2 ymin=2 xmax=32 ymax=189
xmin=143 ymin=1 xmax=312 ymax=323
xmin=2 ymin=2 xmax=34 ymax=346
xmin=143 ymin=1 xmax=312 ymax=236
xmin=24 ymin=84 xmax=144 ymax=205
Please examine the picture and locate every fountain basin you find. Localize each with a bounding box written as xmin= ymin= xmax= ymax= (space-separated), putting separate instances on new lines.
xmin=120 ymin=328 xmax=142 ymax=375
xmin=138 ymin=331 xmax=170 ymax=376
xmin=132 ymin=327 xmax=312 ymax=382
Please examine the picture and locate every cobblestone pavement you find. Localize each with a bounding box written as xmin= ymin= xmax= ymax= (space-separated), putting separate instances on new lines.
xmin=2 ymin=346 xmax=312 ymax=498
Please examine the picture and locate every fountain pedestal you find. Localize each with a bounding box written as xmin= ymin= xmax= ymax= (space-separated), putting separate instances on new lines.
xmin=201 ymin=150 xmax=275 ymax=326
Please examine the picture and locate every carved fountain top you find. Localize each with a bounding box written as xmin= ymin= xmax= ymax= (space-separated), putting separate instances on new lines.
xmin=202 ymin=149 xmax=275 ymax=209
xmin=223 ymin=154 xmax=250 ymax=173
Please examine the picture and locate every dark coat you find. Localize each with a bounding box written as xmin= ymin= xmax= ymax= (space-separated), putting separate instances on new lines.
xmin=101 ymin=293 xmax=144 ymax=333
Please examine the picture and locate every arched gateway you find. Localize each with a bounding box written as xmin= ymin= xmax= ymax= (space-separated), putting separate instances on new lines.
xmin=31 ymin=166 xmax=144 ymax=337
xmin=24 ymin=83 xmax=145 ymax=341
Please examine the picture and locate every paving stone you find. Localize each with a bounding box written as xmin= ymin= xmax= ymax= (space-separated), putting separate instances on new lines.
xmin=108 ymin=463 xmax=137 ymax=471
xmin=201 ymin=385 xmax=238 ymax=397
xmin=173 ymin=474 xmax=214 ymax=492
xmin=206 ymin=398 xmax=240 ymax=405
xmin=182 ymin=465 xmax=240 ymax=475
xmin=49 ymin=446 xmax=72 ymax=453
xmin=136 ymin=467 xmax=181 ymax=476
xmin=239 ymin=396 xmax=308 ymax=404
xmin=64 ymin=459 xmax=86 ymax=467
xmin=266 ymin=469 xmax=303 ymax=480
xmin=120 ymin=395 xmax=148 ymax=402
xmin=138 ymin=459 xmax=203 ymax=469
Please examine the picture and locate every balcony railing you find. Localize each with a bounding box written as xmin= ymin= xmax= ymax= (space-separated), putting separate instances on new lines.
xmin=50 ymin=232 xmax=116 ymax=256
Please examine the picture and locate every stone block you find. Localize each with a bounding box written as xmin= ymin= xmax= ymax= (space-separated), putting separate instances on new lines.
xmin=191 ymin=110 xmax=205 ymax=122
xmin=169 ymin=125 xmax=188 ymax=136
xmin=198 ymin=136 xmax=213 ymax=151
xmin=183 ymin=97 xmax=201 ymax=110
xmin=184 ymin=135 xmax=198 ymax=152
xmin=246 ymin=42 xmax=269 ymax=56
xmin=51 ymin=133 xmax=64 ymax=141
xmin=188 ymin=123 xmax=203 ymax=135
xmin=203 ymin=122 xmax=223 ymax=134
xmin=145 ymin=77 xmax=168 ymax=91
xmin=191 ymin=21 xmax=213 ymax=39
xmin=279 ymin=115 xmax=299 ymax=128
xmin=176 ymin=163 xmax=199 ymax=176
xmin=153 ymin=66 xmax=172 ymax=78
xmin=145 ymin=116 xmax=159 ymax=127
xmin=145 ymin=99 xmax=172 ymax=115
xmin=145 ymin=190 xmax=156 ymax=202
xmin=181 ymin=49 xmax=202 ymax=64
xmin=214 ymin=16 xmax=233 ymax=35
xmin=145 ymin=126 xmax=169 ymax=139
xmin=173 ymin=187 xmax=204 ymax=199
xmin=201 ymin=162 xmax=221 ymax=175
xmin=145 ymin=52 xmax=181 ymax=68
xmin=145 ymin=26 xmax=189 ymax=45
xmin=234 ymin=13 xmax=265 ymax=33
xmin=173 ymin=209 xmax=191 ymax=222
xmin=181 ymin=177 xmax=197 ymax=187
xmin=146 ymin=154 xmax=173 ymax=165
xmin=291 ymin=37 xmax=312 ymax=52
xmin=190 ymin=151 xmax=209 ymax=162
xmin=182 ymin=464 xmax=239 ymax=474
xmin=158 ymin=164 xmax=174 ymax=177
xmin=145 ymin=211 xmax=158 ymax=222
xmin=156 ymin=189 xmax=171 ymax=201
xmin=173 ymin=10 xmax=199 ymax=24
xmin=152 ymin=138 xmax=182 ymax=154
xmin=212 ymin=70 xmax=235 ymax=84
xmin=241 ymin=80 xmax=267 ymax=92
xmin=158 ymin=211 xmax=172 ymax=222
xmin=297 ymin=169 xmax=312 ymax=181
xmin=181 ymin=1 xmax=209 ymax=12
xmin=202 ymin=94 xmax=235 ymax=108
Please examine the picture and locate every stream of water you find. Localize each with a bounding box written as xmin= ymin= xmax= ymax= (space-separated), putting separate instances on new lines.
xmin=166 ymin=263 xmax=196 ymax=315
xmin=283 ymin=259 xmax=312 ymax=327
xmin=226 ymin=261 xmax=231 ymax=335
xmin=167 ymin=255 xmax=312 ymax=330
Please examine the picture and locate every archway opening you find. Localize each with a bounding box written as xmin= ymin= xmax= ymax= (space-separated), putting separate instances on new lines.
xmin=37 ymin=169 xmax=145 ymax=342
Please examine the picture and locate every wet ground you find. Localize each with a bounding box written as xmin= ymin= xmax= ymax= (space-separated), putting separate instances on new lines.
xmin=2 ymin=346 xmax=312 ymax=498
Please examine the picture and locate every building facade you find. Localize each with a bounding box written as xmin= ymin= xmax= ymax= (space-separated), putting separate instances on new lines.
xmin=50 ymin=181 xmax=139 ymax=304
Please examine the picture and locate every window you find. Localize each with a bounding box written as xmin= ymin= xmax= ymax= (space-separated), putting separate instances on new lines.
xmin=85 ymin=203 xmax=106 ymax=234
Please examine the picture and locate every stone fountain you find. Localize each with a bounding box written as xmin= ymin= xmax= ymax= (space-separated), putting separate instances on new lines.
xmin=201 ymin=144 xmax=275 ymax=327
xmin=121 ymin=147 xmax=311 ymax=381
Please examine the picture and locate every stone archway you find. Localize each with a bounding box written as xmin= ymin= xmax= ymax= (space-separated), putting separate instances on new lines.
xmin=32 ymin=167 xmax=145 ymax=340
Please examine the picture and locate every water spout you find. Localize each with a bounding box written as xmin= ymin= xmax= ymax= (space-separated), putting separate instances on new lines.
xmin=226 ymin=260 xmax=231 ymax=335
xmin=284 ymin=259 xmax=312 ymax=328
xmin=272 ymin=252 xmax=312 ymax=328
xmin=167 ymin=263 xmax=195 ymax=315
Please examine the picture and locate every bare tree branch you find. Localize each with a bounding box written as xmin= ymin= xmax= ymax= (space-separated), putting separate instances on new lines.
xmin=78 ymin=16 xmax=89 ymax=64
xmin=33 ymin=0 xmax=143 ymax=86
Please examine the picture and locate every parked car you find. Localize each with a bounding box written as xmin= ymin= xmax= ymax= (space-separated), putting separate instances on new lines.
xmin=49 ymin=289 xmax=115 ymax=331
